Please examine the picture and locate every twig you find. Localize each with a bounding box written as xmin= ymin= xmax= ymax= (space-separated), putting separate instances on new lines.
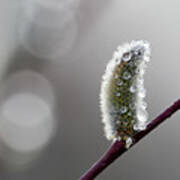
xmin=80 ymin=99 xmax=180 ymax=180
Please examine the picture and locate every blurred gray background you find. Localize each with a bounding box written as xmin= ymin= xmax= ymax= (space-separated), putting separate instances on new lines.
xmin=0 ymin=0 xmax=180 ymax=179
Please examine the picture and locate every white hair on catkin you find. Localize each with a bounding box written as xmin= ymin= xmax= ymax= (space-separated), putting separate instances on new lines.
xmin=100 ymin=40 xmax=151 ymax=148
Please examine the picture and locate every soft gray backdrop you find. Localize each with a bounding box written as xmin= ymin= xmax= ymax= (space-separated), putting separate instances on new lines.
xmin=0 ymin=0 xmax=180 ymax=179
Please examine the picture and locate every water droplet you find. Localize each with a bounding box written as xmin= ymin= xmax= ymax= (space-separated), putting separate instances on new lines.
xmin=115 ymin=121 xmax=120 ymax=125
xmin=116 ymin=92 xmax=121 ymax=97
xmin=131 ymin=119 xmax=135 ymax=123
xmin=115 ymin=58 xmax=119 ymax=63
xmin=136 ymin=68 xmax=145 ymax=75
xmin=117 ymin=79 xmax=123 ymax=86
xmin=141 ymin=101 xmax=147 ymax=109
xmin=137 ymin=78 xmax=144 ymax=85
xmin=134 ymin=123 xmax=146 ymax=131
xmin=116 ymin=136 xmax=122 ymax=141
xmin=144 ymin=56 xmax=150 ymax=62
xmin=130 ymin=85 xmax=136 ymax=93
xmin=120 ymin=106 xmax=127 ymax=114
xmin=135 ymin=68 xmax=140 ymax=74
xmin=122 ymin=52 xmax=132 ymax=62
xmin=123 ymin=71 xmax=131 ymax=80
xmin=123 ymin=121 xmax=128 ymax=126
xmin=133 ymin=45 xmax=145 ymax=58
xmin=129 ymin=103 xmax=136 ymax=110
xmin=125 ymin=137 xmax=133 ymax=148
xmin=114 ymin=74 xmax=119 ymax=79
xmin=138 ymin=88 xmax=146 ymax=98
xmin=110 ymin=111 xmax=117 ymax=117
xmin=137 ymin=108 xmax=148 ymax=123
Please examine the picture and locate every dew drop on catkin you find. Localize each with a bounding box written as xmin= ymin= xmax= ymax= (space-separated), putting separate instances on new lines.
xmin=100 ymin=40 xmax=151 ymax=148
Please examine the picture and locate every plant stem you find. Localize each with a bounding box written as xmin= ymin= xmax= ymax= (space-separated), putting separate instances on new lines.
xmin=80 ymin=99 xmax=180 ymax=180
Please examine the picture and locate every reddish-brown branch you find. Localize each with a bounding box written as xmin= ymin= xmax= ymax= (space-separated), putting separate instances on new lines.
xmin=80 ymin=99 xmax=180 ymax=180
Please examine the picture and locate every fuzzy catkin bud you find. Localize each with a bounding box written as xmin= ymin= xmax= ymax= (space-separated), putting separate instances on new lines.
xmin=100 ymin=40 xmax=151 ymax=148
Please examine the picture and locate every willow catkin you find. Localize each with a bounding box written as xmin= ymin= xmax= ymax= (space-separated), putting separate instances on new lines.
xmin=100 ymin=40 xmax=151 ymax=148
